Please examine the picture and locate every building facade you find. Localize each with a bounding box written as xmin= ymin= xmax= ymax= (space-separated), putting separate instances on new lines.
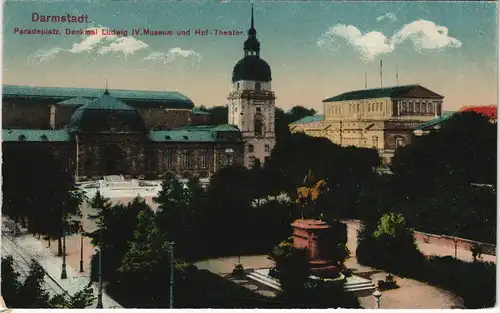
xmin=2 ymin=87 xmax=244 ymax=181
xmin=228 ymin=6 xmax=276 ymax=168
xmin=289 ymin=84 xmax=444 ymax=163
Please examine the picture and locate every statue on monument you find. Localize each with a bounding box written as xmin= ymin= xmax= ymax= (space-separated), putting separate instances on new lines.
xmin=296 ymin=170 xmax=329 ymax=220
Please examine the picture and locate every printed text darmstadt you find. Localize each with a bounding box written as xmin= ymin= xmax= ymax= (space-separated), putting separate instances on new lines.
xmin=32 ymin=13 xmax=89 ymax=23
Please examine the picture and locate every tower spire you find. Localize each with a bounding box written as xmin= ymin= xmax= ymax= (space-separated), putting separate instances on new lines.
xmin=104 ymin=79 xmax=109 ymax=95
xmin=243 ymin=4 xmax=260 ymax=57
xmin=251 ymin=4 xmax=254 ymax=29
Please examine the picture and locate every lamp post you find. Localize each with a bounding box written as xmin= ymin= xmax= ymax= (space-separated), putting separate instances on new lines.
xmin=79 ymin=225 xmax=84 ymax=273
xmin=96 ymin=226 xmax=103 ymax=308
xmin=168 ymin=241 xmax=175 ymax=309
xmin=60 ymin=211 xmax=67 ymax=279
xmin=373 ymin=289 xmax=382 ymax=309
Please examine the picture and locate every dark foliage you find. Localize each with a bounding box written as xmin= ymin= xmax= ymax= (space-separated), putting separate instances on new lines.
xmin=389 ymin=112 xmax=497 ymax=243
xmin=3 ymin=146 xmax=86 ymax=254
xmin=1 ymin=257 xmax=95 ymax=308
xmin=356 ymin=216 xmax=496 ymax=309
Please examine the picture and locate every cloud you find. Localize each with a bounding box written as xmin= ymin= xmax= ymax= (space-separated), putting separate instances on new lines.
xmin=30 ymin=47 xmax=64 ymax=63
xmin=30 ymin=26 xmax=148 ymax=63
xmin=97 ymin=37 xmax=148 ymax=55
xmin=392 ymin=20 xmax=463 ymax=50
xmin=317 ymin=19 xmax=462 ymax=61
xmin=377 ymin=12 xmax=398 ymax=22
xmin=69 ymin=27 xmax=148 ymax=55
xmin=144 ymin=48 xmax=202 ymax=65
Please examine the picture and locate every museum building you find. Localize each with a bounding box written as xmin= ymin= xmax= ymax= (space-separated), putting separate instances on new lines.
xmin=2 ymin=85 xmax=244 ymax=181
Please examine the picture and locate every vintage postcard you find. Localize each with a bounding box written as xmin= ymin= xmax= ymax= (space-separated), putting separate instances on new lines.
xmin=1 ymin=0 xmax=497 ymax=309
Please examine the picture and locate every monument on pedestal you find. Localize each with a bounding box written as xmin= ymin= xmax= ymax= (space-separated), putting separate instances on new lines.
xmin=292 ymin=171 xmax=348 ymax=278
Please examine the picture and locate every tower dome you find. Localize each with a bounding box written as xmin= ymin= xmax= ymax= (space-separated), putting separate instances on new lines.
xmin=231 ymin=4 xmax=272 ymax=83
xmin=67 ymin=89 xmax=147 ymax=133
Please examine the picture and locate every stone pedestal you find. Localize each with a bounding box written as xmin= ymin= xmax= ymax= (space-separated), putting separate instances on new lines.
xmin=291 ymin=218 xmax=340 ymax=278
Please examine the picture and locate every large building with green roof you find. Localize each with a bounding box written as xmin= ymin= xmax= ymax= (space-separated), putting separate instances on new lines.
xmin=289 ymin=84 xmax=444 ymax=163
xmin=2 ymin=86 xmax=244 ymax=181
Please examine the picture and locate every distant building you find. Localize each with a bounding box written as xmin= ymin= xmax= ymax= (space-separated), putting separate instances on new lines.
xmin=2 ymin=86 xmax=244 ymax=181
xmin=289 ymin=84 xmax=444 ymax=163
xmin=228 ymin=6 xmax=276 ymax=167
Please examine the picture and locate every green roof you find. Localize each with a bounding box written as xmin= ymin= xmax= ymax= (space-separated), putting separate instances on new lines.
xmin=414 ymin=113 xmax=455 ymax=130
xmin=323 ymin=84 xmax=443 ymax=102
xmin=56 ymin=97 xmax=93 ymax=107
xmin=192 ymin=108 xmax=212 ymax=115
xmin=290 ymin=115 xmax=324 ymax=125
xmin=81 ymin=93 xmax=135 ymax=111
xmin=66 ymin=92 xmax=146 ymax=132
xmin=149 ymin=124 xmax=240 ymax=142
xmin=3 ymin=85 xmax=194 ymax=109
xmin=3 ymin=129 xmax=70 ymax=142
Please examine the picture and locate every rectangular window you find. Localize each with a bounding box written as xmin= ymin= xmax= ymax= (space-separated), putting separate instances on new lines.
xmin=256 ymin=107 xmax=261 ymax=112
xmin=265 ymin=144 xmax=270 ymax=152
xmin=248 ymin=144 xmax=254 ymax=153
xmin=165 ymin=149 xmax=174 ymax=169
xmin=183 ymin=150 xmax=193 ymax=168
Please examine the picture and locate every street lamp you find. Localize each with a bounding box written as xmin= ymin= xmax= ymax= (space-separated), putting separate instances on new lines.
xmin=79 ymin=225 xmax=84 ymax=273
xmin=373 ymin=289 xmax=382 ymax=309
xmin=168 ymin=241 xmax=175 ymax=309
xmin=61 ymin=213 xmax=67 ymax=279
xmin=96 ymin=226 xmax=103 ymax=308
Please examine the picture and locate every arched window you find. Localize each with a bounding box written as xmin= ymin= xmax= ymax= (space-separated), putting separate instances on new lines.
xmin=372 ymin=136 xmax=378 ymax=148
xmin=396 ymin=137 xmax=405 ymax=148
xmin=255 ymin=82 xmax=261 ymax=91
xmin=40 ymin=135 xmax=48 ymax=141
xmin=165 ymin=150 xmax=173 ymax=169
xmin=254 ymin=118 xmax=263 ymax=137
xmin=237 ymin=82 xmax=240 ymax=90
xmin=18 ymin=134 xmax=26 ymax=141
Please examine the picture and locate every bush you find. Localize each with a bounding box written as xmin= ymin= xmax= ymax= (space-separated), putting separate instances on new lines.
xmin=356 ymin=216 xmax=496 ymax=308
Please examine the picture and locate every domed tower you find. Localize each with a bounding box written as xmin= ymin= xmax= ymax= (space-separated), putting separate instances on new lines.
xmin=228 ymin=5 xmax=276 ymax=168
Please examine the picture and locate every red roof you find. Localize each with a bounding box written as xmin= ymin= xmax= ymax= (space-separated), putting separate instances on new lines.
xmin=458 ymin=105 xmax=497 ymax=119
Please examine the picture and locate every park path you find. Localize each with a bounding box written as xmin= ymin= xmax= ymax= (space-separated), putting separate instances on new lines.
xmin=195 ymin=220 xmax=468 ymax=309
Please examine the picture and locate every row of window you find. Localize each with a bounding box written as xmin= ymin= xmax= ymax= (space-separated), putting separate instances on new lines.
xmin=342 ymin=135 xmax=403 ymax=149
xmin=151 ymin=149 xmax=208 ymax=170
xmin=398 ymin=101 xmax=436 ymax=114
xmin=248 ymin=144 xmax=271 ymax=153
xmin=328 ymin=102 xmax=385 ymax=116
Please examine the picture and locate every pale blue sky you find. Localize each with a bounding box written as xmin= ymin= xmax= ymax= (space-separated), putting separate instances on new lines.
xmin=3 ymin=0 xmax=498 ymax=111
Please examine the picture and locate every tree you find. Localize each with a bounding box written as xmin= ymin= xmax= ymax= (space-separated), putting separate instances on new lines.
xmin=16 ymin=261 xmax=52 ymax=308
xmin=268 ymin=238 xmax=310 ymax=300
xmin=117 ymin=210 xmax=171 ymax=307
xmin=357 ymin=213 xmax=424 ymax=274
xmin=1 ymin=257 xmax=95 ymax=309
xmin=2 ymin=146 xmax=86 ymax=254
xmin=88 ymin=193 xmax=149 ymax=282
xmin=390 ymin=112 xmax=497 ymax=242
xmin=1 ymin=256 xmax=21 ymax=307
